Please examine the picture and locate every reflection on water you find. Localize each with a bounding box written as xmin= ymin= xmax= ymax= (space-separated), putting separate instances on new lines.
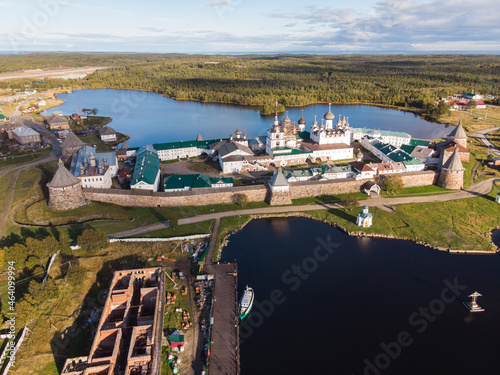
xmin=355 ymin=236 xmax=374 ymax=252
xmin=223 ymin=218 xmax=500 ymax=375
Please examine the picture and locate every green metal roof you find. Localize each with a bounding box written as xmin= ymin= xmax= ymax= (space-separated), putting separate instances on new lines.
xmin=0 ymin=114 xmax=5 ymax=119
xmin=400 ymin=144 xmax=416 ymax=154
xmin=164 ymin=174 xmax=233 ymax=190
xmin=284 ymin=169 xmax=313 ymax=179
xmin=387 ymin=150 xmax=413 ymax=163
xmin=168 ymin=334 xmax=184 ymax=343
xmin=297 ymin=131 xmax=310 ymax=140
xmin=403 ymin=158 xmax=424 ymax=166
xmin=153 ymin=138 xmax=227 ymax=151
xmin=131 ymin=147 xmax=160 ymax=186
xmin=408 ymin=139 xmax=430 ymax=147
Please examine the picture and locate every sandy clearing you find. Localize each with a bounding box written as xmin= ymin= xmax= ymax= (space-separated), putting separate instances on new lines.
xmin=0 ymin=66 xmax=110 ymax=80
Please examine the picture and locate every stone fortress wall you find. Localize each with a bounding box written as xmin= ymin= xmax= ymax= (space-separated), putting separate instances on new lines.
xmin=83 ymin=170 xmax=438 ymax=207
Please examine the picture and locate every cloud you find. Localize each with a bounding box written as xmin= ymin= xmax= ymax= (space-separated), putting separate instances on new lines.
xmin=268 ymin=0 xmax=500 ymax=52
xmin=207 ymin=0 xmax=232 ymax=5
xmin=139 ymin=27 xmax=165 ymax=33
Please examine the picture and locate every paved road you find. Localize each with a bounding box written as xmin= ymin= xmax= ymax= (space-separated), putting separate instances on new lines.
xmin=472 ymin=127 xmax=500 ymax=156
xmin=174 ymin=177 xmax=499 ymax=227
xmin=108 ymin=220 xmax=171 ymax=238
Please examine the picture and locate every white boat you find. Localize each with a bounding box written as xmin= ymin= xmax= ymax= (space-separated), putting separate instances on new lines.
xmin=239 ymin=286 xmax=254 ymax=319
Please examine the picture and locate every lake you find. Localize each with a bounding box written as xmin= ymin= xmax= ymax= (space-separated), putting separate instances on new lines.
xmin=222 ymin=218 xmax=500 ymax=375
xmin=42 ymin=89 xmax=452 ymax=147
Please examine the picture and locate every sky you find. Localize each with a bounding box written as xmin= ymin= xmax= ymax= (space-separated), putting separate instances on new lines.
xmin=0 ymin=0 xmax=499 ymax=54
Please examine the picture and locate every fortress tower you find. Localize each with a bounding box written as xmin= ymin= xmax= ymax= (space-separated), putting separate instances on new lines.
xmin=60 ymin=131 xmax=85 ymax=163
xmin=447 ymin=120 xmax=467 ymax=149
xmin=47 ymin=159 xmax=88 ymax=210
xmin=437 ymin=147 xmax=465 ymax=190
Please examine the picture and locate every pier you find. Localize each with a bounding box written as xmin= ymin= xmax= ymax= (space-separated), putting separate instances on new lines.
xmin=205 ymin=263 xmax=240 ymax=375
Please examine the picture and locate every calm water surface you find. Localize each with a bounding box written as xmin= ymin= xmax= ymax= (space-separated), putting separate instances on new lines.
xmin=42 ymin=89 xmax=452 ymax=147
xmin=222 ymin=218 xmax=500 ymax=375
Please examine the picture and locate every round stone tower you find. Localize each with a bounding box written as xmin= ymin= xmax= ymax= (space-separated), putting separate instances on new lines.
xmin=61 ymin=131 xmax=85 ymax=164
xmin=47 ymin=159 xmax=88 ymax=210
xmin=437 ymin=147 xmax=465 ymax=190
xmin=446 ymin=120 xmax=467 ymax=149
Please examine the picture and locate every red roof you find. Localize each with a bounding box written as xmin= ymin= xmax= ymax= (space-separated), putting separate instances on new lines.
xmin=349 ymin=162 xmax=374 ymax=172
xmin=476 ymin=101 xmax=485 ymax=105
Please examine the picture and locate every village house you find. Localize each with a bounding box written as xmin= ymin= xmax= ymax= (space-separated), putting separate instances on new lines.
xmin=0 ymin=123 xmax=20 ymax=139
xmin=463 ymin=92 xmax=482 ymax=100
xmin=12 ymin=126 xmax=41 ymax=145
xmin=99 ymin=126 xmax=117 ymax=142
xmin=47 ymin=113 xmax=70 ymax=131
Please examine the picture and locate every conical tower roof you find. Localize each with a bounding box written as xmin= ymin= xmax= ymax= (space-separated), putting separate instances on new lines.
xmin=196 ymin=132 xmax=203 ymax=141
xmin=448 ymin=120 xmax=467 ymax=139
xmin=47 ymin=159 xmax=81 ymax=188
xmin=120 ymin=140 xmax=130 ymax=150
xmin=60 ymin=131 xmax=84 ymax=148
xmin=268 ymin=167 xmax=289 ymax=187
xmin=442 ymin=147 xmax=464 ymax=171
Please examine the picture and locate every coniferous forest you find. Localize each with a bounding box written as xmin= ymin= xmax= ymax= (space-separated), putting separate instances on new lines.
xmin=0 ymin=53 xmax=498 ymax=114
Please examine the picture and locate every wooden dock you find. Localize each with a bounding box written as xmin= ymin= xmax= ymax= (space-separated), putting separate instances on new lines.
xmin=205 ymin=263 xmax=240 ymax=375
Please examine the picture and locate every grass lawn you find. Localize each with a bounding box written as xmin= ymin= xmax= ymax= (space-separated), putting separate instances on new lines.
xmin=213 ymin=214 xmax=252 ymax=262
xmin=186 ymin=159 xmax=220 ymax=174
xmin=0 ymin=147 xmax=51 ymax=172
xmin=304 ymin=181 xmax=500 ymax=252
xmin=130 ymin=219 xmax=215 ymax=238
xmin=291 ymin=192 xmax=367 ymax=206
xmin=486 ymin=128 xmax=500 ymax=149
xmin=0 ymin=171 xmax=14 ymax=215
xmin=444 ymin=106 xmax=500 ymax=133
xmin=380 ymin=184 xmax=452 ymax=197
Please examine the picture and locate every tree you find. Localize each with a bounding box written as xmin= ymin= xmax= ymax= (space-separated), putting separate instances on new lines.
xmin=4 ymin=243 xmax=28 ymax=269
xmin=235 ymin=193 xmax=248 ymax=207
xmin=58 ymin=232 xmax=71 ymax=255
xmin=468 ymin=100 xmax=477 ymax=109
xmin=66 ymin=264 xmax=86 ymax=287
xmin=77 ymin=229 xmax=109 ymax=254
xmin=383 ymin=175 xmax=404 ymax=194
xmin=341 ymin=195 xmax=359 ymax=211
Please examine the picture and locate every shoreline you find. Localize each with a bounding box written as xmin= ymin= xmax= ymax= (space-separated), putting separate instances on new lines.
xmin=215 ymin=213 xmax=499 ymax=260
xmin=63 ymin=86 xmax=438 ymax=124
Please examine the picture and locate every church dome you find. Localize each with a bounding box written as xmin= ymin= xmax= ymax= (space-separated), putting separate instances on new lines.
xmin=298 ymin=115 xmax=306 ymax=125
xmin=324 ymin=103 xmax=335 ymax=120
xmin=235 ymin=129 xmax=242 ymax=135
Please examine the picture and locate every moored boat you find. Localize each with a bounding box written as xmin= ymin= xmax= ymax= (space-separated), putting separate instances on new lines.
xmin=239 ymin=286 xmax=254 ymax=319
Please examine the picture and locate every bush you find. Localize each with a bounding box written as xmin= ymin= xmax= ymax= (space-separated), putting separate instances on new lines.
xmin=340 ymin=195 xmax=359 ymax=211
xmin=235 ymin=193 xmax=248 ymax=207
xmin=383 ymin=175 xmax=404 ymax=194
xmin=77 ymin=229 xmax=109 ymax=254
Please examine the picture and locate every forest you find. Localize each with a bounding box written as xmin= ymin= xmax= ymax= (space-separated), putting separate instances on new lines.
xmin=0 ymin=53 xmax=499 ymax=114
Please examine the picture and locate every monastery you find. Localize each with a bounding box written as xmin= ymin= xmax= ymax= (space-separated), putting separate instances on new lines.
xmin=47 ymin=105 xmax=468 ymax=209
